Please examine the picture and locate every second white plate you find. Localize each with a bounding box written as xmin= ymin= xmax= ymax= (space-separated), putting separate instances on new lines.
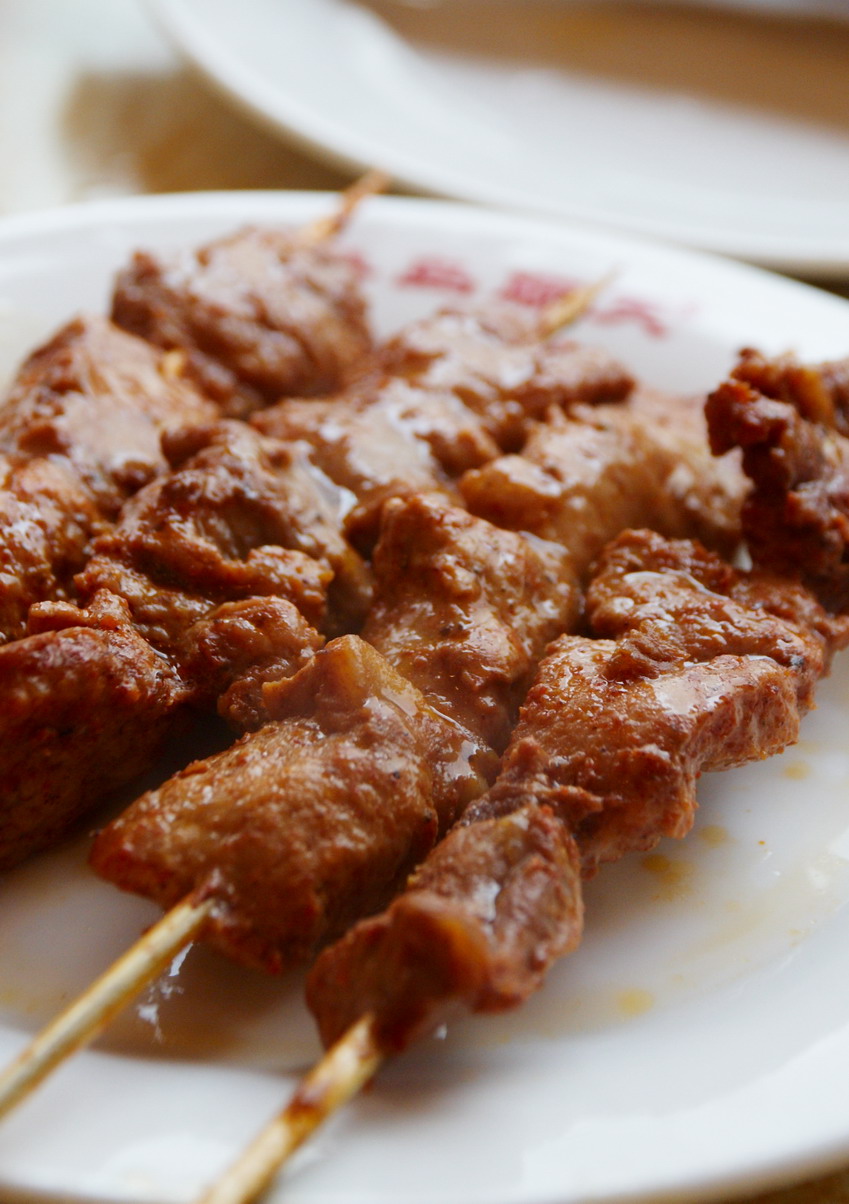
xmin=148 ymin=0 xmax=849 ymax=276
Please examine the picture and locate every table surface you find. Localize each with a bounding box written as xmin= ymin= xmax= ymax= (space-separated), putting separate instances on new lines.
xmin=1 ymin=3 xmax=848 ymax=1204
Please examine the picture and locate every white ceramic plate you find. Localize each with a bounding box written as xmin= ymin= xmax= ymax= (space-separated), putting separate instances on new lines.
xmin=145 ymin=0 xmax=849 ymax=276
xmin=1 ymin=192 xmax=849 ymax=1204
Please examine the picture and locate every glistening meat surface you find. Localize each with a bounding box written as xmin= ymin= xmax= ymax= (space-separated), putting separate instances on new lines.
xmin=307 ymin=528 xmax=847 ymax=1051
xmin=89 ymin=636 xmax=491 ymax=974
xmin=88 ymin=495 xmax=582 ymax=969
xmin=0 ymin=317 xmax=215 ymax=642
xmin=111 ymin=224 xmax=373 ymax=418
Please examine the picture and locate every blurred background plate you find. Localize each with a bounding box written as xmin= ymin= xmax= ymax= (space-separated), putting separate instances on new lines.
xmin=148 ymin=0 xmax=849 ymax=277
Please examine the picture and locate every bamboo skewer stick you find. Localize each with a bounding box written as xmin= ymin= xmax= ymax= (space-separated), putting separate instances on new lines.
xmin=198 ymin=1015 xmax=383 ymax=1204
xmin=538 ymin=270 xmax=617 ymax=339
xmin=0 ymin=894 xmax=214 ymax=1122
xmin=296 ymin=170 xmax=391 ymax=247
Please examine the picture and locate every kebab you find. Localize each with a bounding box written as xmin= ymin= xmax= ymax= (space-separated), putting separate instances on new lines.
xmin=0 ymin=230 xmax=635 ymax=873
xmin=1 ymin=204 xmax=842 ymax=1194
xmin=0 ymin=261 xmax=618 ymax=1102
xmin=0 ymin=371 xmax=749 ymax=1122
xmin=0 ymin=174 xmax=388 ymax=650
xmin=109 ymin=170 xmax=384 ymax=417
xmin=200 ymin=523 xmax=849 ymax=1204
xmin=0 ymin=223 xmax=756 ymax=1136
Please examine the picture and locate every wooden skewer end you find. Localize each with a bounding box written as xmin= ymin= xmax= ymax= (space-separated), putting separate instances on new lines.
xmin=198 ymin=1014 xmax=383 ymax=1204
xmin=0 ymin=894 xmax=214 ymax=1123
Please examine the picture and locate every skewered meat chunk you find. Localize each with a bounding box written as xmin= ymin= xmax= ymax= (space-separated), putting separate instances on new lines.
xmin=363 ymin=492 xmax=580 ymax=751
xmin=731 ymin=346 xmax=849 ymax=436
xmin=177 ymin=596 xmax=325 ymax=730
xmin=374 ymin=306 xmax=634 ymax=449
xmin=253 ymin=390 xmax=498 ymax=547
xmin=0 ymin=318 xmax=215 ymax=643
xmin=90 ymin=636 xmax=493 ymax=974
xmin=0 ymin=591 xmax=188 ymax=869
xmin=307 ymin=803 xmax=583 ymax=1053
xmin=586 ymin=527 xmax=846 ymax=680
xmin=111 ymin=225 xmax=372 ymax=418
xmin=75 ymin=421 xmax=372 ymax=664
xmin=706 ymin=376 xmax=849 ymax=610
xmin=307 ymin=528 xmax=844 ymax=1051
xmin=0 ymin=456 xmax=102 ymax=643
xmin=462 ymin=391 xmax=745 ymax=573
xmin=0 ymin=316 xmax=215 ymax=519
xmin=253 ymin=304 xmax=634 ymax=546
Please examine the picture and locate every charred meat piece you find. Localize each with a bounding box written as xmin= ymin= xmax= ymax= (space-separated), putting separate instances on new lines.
xmin=706 ymin=377 xmax=849 ymax=610
xmin=111 ymin=225 xmax=372 ymax=417
xmin=0 ymin=591 xmax=188 ymax=869
xmin=363 ymin=492 xmax=580 ymax=751
xmin=90 ymin=636 xmax=493 ymax=974
xmin=76 ymin=420 xmax=373 ymax=663
xmin=732 ymin=346 xmax=849 ymax=436
xmin=307 ymin=528 xmax=843 ymax=1051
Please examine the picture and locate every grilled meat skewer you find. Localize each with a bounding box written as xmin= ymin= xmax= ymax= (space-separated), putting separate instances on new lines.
xmin=198 ymin=525 xmax=849 ymax=1204
xmin=89 ymin=493 xmax=580 ymax=972
xmin=308 ymin=527 xmax=847 ymax=1052
xmin=110 ymin=177 xmax=381 ymax=419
